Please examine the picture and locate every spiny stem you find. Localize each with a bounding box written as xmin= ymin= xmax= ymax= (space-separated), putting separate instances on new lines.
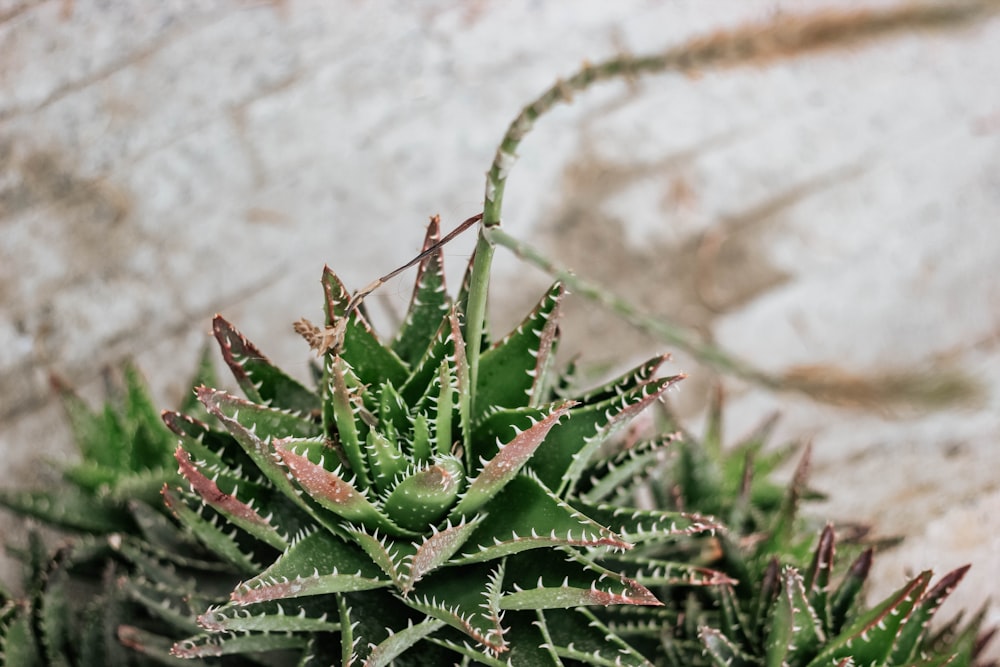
xmin=465 ymin=0 xmax=996 ymax=406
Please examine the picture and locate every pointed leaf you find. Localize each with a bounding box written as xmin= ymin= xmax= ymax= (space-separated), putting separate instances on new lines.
xmin=450 ymin=402 xmax=574 ymax=519
xmin=365 ymin=617 xmax=447 ymax=667
xmin=475 ymin=282 xmax=564 ymax=415
xmin=405 ymin=515 xmax=486 ymax=590
xmin=161 ymin=487 xmax=260 ymax=575
xmin=501 ymin=549 xmax=661 ymax=610
xmin=533 ymin=374 xmax=684 ymax=496
xmin=231 ymin=530 xmax=390 ymax=604
xmin=393 ymin=216 xmax=452 ymax=366
xmin=454 ymin=474 xmax=628 ymax=564
xmin=273 ymin=437 xmax=414 ymax=537
xmin=174 ymin=446 xmax=288 ymax=550
xmin=766 ymin=566 xmax=825 ymax=667
xmin=890 ymin=565 xmax=971 ymax=666
xmin=323 ymin=266 xmax=409 ymax=387
xmin=213 ymin=315 xmax=320 ymax=414
xmin=806 ymin=571 xmax=932 ymax=667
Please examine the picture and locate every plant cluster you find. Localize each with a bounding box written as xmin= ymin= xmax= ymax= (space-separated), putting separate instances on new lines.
xmin=2 ymin=235 xmax=994 ymax=665
xmin=3 ymin=3 xmax=999 ymax=665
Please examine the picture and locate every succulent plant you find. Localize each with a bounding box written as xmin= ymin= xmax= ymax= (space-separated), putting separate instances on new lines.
xmin=585 ymin=392 xmax=997 ymax=667
xmin=156 ymin=216 xmax=728 ymax=665
xmin=4 ymin=4 xmax=1000 ymax=666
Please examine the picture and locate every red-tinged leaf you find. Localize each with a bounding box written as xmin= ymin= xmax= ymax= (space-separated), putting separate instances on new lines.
xmin=404 ymin=515 xmax=486 ymax=591
xmin=392 ymin=216 xmax=452 ymax=367
xmin=500 ymin=550 xmax=661 ymax=610
xmin=807 ymin=570 xmax=932 ymax=667
xmin=163 ymin=410 xmax=259 ymax=479
xmin=161 ymin=486 xmax=259 ymax=575
xmin=212 ymin=315 xmax=320 ymax=414
xmin=805 ymin=523 xmax=836 ymax=628
xmin=322 ymin=266 xmax=408 ymax=387
xmin=449 ymin=402 xmax=574 ymax=519
xmin=231 ymin=531 xmax=389 ymax=605
xmin=890 ymin=565 xmax=972 ymax=665
xmin=602 ymin=555 xmax=736 ymax=588
xmin=195 ymin=388 xmax=321 ymax=519
xmin=173 ymin=447 xmax=286 ymax=550
xmin=272 ymin=438 xmax=414 ymax=538
xmin=830 ymin=548 xmax=873 ymax=632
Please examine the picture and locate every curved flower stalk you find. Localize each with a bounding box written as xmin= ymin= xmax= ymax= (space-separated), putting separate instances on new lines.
xmin=164 ymin=218 xmax=722 ymax=664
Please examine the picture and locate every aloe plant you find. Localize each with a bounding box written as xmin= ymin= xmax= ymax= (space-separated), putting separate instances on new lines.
xmin=157 ymin=216 xmax=724 ymax=665
xmin=585 ymin=394 xmax=996 ymax=667
xmin=3 ymin=3 xmax=999 ymax=666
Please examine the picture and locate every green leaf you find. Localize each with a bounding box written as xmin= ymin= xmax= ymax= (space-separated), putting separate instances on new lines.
xmin=273 ymin=437 xmax=414 ymax=537
xmin=197 ymin=596 xmax=342 ymax=634
xmin=532 ymin=374 xmax=684 ymax=496
xmin=889 ymin=565 xmax=970 ymax=666
xmin=500 ymin=550 xmax=661 ymax=610
xmin=382 ymin=456 xmax=465 ymax=532
xmin=0 ymin=488 xmax=133 ymax=534
xmin=326 ymin=355 xmax=372 ymax=488
xmin=454 ymin=474 xmax=628 ymax=564
xmin=365 ymin=428 xmax=406 ymax=494
xmin=392 ymin=216 xmax=452 ymax=367
xmin=161 ymin=487 xmax=261 ymax=575
xmin=579 ymin=434 xmax=678 ymax=505
xmin=806 ymin=570 xmax=932 ymax=667
xmin=700 ymin=626 xmax=755 ymax=667
xmin=231 ymin=530 xmax=390 ymax=604
xmin=540 ymin=607 xmax=654 ymax=666
xmin=450 ymin=402 xmax=574 ymax=519
xmin=405 ymin=563 xmax=507 ymax=656
xmin=213 ymin=315 xmax=321 ymax=414
xmin=575 ymin=501 xmax=722 ymax=544
xmin=405 ymin=515 xmax=486 ymax=590
xmin=171 ymin=631 xmax=309 ymax=658
xmin=765 ymin=566 xmax=825 ymax=667
xmin=323 ymin=266 xmax=409 ymax=388
xmin=366 ymin=617 xmax=447 ymax=667
xmin=475 ymin=282 xmax=564 ymax=416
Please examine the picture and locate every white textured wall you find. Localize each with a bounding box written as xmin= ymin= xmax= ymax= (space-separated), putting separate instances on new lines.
xmin=2 ymin=0 xmax=999 ymax=649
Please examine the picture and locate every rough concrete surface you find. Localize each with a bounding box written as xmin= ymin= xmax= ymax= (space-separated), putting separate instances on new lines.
xmin=2 ymin=0 xmax=999 ymax=654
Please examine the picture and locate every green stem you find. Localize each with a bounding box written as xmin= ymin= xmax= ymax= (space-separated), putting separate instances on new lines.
xmin=463 ymin=0 xmax=994 ymax=402
xmin=484 ymin=226 xmax=777 ymax=388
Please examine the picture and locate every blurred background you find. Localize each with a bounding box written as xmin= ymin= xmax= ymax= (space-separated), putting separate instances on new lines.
xmin=2 ymin=0 xmax=999 ymax=645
